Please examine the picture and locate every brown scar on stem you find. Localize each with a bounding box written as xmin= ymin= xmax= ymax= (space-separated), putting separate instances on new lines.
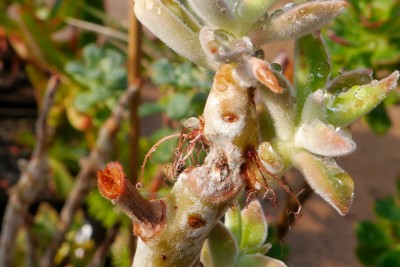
xmin=188 ymin=214 xmax=206 ymax=228
xmin=222 ymin=113 xmax=238 ymax=122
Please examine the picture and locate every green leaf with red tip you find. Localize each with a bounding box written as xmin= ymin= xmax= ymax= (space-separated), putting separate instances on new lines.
xmin=240 ymin=201 xmax=268 ymax=249
xmin=325 ymin=71 xmax=399 ymax=127
xmin=292 ymin=151 xmax=354 ymax=215
xmin=201 ymin=221 xmax=239 ymax=267
xmin=234 ymin=254 xmax=287 ymax=267
xmin=294 ymin=32 xmax=331 ymax=120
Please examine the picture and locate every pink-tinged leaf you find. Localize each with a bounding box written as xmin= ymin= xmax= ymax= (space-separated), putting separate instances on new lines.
xmin=292 ymin=151 xmax=354 ymax=215
xmin=235 ymin=254 xmax=287 ymax=267
xmin=240 ymin=200 xmax=268 ymax=249
xmin=299 ymin=89 xmax=325 ymax=124
xmin=201 ymin=221 xmax=238 ymax=267
xmin=250 ymin=0 xmax=347 ymax=45
xmin=294 ymin=120 xmax=356 ymax=157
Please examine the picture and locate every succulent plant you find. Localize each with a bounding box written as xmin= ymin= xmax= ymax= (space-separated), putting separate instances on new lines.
xmin=96 ymin=1 xmax=399 ymax=266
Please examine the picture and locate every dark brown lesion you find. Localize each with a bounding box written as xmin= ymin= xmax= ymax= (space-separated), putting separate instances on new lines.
xmin=222 ymin=113 xmax=238 ymax=122
xmin=188 ymin=214 xmax=206 ymax=228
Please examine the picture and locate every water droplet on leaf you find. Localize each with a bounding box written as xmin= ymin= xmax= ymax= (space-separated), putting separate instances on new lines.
xmin=282 ymin=2 xmax=297 ymax=11
xmin=145 ymin=0 xmax=154 ymax=10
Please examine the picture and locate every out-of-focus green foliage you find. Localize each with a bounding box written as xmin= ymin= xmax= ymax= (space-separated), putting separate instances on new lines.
xmin=356 ymin=178 xmax=400 ymax=267
xmin=66 ymin=44 xmax=127 ymax=127
xmin=324 ymin=0 xmax=400 ymax=134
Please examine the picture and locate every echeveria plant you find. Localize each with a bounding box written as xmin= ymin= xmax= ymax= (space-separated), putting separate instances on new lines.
xmin=97 ymin=1 xmax=399 ymax=266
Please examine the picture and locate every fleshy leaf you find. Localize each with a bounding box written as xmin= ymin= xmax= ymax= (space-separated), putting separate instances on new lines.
xmin=234 ymin=57 xmax=283 ymax=93
xmin=199 ymin=27 xmax=252 ymax=63
xmin=201 ymin=221 xmax=238 ymax=267
xmin=246 ymin=243 xmax=272 ymax=255
xmin=235 ymin=0 xmax=276 ymax=35
xmin=258 ymin=70 xmax=296 ymax=140
xmin=188 ymin=0 xmax=238 ymax=32
xmin=327 ymin=69 xmax=373 ymax=94
xmin=294 ymin=120 xmax=356 ymax=157
xmin=240 ymin=200 xmax=268 ymax=249
xmin=225 ymin=202 xmax=242 ymax=244
xmin=325 ymin=71 xmax=399 ymax=127
xmin=134 ymin=0 xmax=216 ymax=70
xmin=300 ymin=89 xmax=325 ymax=124
xmin=294 ymin=32 xmax=331 ymax=118
xmin=258 ymin=142 xmax=284 ymax=174
xmin=250 ymin=0 xmax=347 ymax=45
xmin=292 ymin=151 xmax=354 ymax=215
xmin=234 ymin=254 xmax=287 ymax=267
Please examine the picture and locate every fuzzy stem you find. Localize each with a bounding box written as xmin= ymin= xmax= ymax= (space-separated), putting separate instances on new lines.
xmin=132 ymin=144 xmax=245 ymax=266
xmin=0 ymin=76 xmax=59 ymax=267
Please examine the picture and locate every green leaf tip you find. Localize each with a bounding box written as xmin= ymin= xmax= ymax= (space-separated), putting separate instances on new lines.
xmin=326 ymin=71 xmax=399 ymax=127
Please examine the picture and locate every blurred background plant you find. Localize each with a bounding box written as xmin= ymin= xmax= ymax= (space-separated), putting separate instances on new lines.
xmin=0 ymin=0 xmax=399 ymax=266
xmin=356 ymin=177 xmax=400 ymax=267
xmin=324 ymin=2 xmax=400 ymax=266
xmin=324 ymin=0 xmax=400 ymax=134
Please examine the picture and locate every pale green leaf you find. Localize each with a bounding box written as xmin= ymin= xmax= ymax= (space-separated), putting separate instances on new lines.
xmin=240 ymin=200 xmax=268 ymax=249
xmin=292 ymin=151 xmax=354 ymax=215
xmin=325 ymin=71 xmax=399 ymax=127
xmin=234 ymin=254 xmax=287 ymax=267
xmin=134 ymin=0 xmax=216 ymax=69
xmin=201 ymin=221 xmax=238 ymax=267
xmin=225 ymin=202 xmax=242 ymax=244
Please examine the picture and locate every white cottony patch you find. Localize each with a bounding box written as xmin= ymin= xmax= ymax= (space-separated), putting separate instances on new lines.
xmin=295 ymin=119 xmax=356 ymax=157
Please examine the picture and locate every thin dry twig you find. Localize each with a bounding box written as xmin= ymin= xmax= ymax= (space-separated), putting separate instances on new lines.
xmin=0 ymin=76 xmax=59 ymax=267
xmin=40 ymin=83 xmax=139 ymax=267
xmin=66 ymin=17 xmax=128 ymax=41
